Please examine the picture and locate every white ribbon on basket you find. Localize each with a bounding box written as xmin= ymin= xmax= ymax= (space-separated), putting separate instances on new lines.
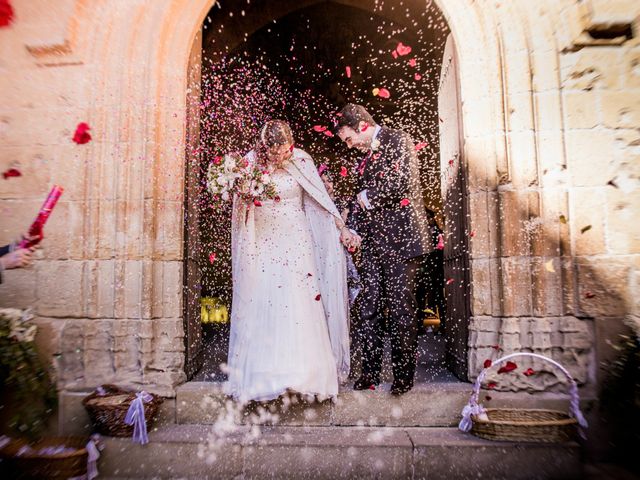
xmin=458 ymin=352 xmax=589 ymax=439
xmin=124 ymin=391 xmax=154 ymax=445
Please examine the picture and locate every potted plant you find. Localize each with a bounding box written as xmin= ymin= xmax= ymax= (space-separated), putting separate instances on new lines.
xmin=0 ymin=308 xmax=90 ymax=479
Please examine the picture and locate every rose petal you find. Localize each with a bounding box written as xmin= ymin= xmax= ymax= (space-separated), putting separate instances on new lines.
xmin=436 ymin=234 xmax=444 ymax=250
xmin=414 ymin=73 xmax=422 ymax=81
xmin=377 ymin=88 xmax=391 ymax=99
xmin=323 ymin=130 xmax=334 ymax=137
xmin=497 ymin=361 xmax=518 ymax=374
xmin=313 ymin=125 xmax=327 ymax=132
xmin=415 ymin=142 xmax=428 ymax=151
xmin=400 ymin=198 xmax=410 ymax=207
xmin=469 ymin=230 xmax=477 ymax=238
xmin=0 ymin=0 xmax=15 ymax=28
xmin=483 ymin=359 xmax=492 ymax=369
xmin=315 ymin=294 xmax=321 ymax=301
xmin=523 ymin=368 xmax=535 ymax=376
xmin=345 ymin=66 xmax=351 ymax=78
xmin=340 ymin=166 xmax=348 ymax=177
xmin=72 ymin=122 xmax=92 ymax=144
xmin=396 ymin=42 xmax=412 ymax=56
xmin=361 ymin=123 xmax=369 ymax=132
xmin=391 ymin=50 xmax=398 ymax=59
xmin=491 ymin=345 xmax=500 ymax=350
xmin=209 ymin=253 xmax=217 ymax=264
xmin=253 ymin=199 xmax=262 ymax=207
xmin=487 ymin=382 xmax=497 ymax=389
xmin=446 ymin=278 xmax=454 ymax=285
xmin=2 ymin=167 xmax=21 ymax=180
xmin=408 ymin=58 xmax=417 ymax=67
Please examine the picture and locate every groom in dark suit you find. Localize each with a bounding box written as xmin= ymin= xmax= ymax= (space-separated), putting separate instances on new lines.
xmin=334 ymin=104 xmax=431 ymax=395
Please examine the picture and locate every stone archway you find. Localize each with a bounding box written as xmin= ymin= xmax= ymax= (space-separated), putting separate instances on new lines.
xmin=48 ymin=0 xmax=599 ymax=397
xmin=176 ymin=0 xmax=502 ymax=384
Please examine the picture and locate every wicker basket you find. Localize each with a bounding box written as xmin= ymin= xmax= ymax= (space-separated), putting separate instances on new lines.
xmin=0 ymin=436 xmax=88 ymax=479
xmin=82 ymin=384 xmax=163 ymax=437
xmin=460 ymin=353 xmax=588 ymax=443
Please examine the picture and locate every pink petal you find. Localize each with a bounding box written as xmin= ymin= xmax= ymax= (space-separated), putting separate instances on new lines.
xmin=414 ymin=73 xmax=422 ymax=81
xmin=408 ymin=58 xmax=417 ymax=67
xmin=209 ymin=253 xmax=217 ymax=264
xmin=377 ymin=88 xmax=390 ymax=99
xmin=415 ymin=142 xmax=428 ymax=151
xmin=345 ymin=66 xmax=351 ymax=78
xmin=313 ymin=125 xmax=327 ymax=132
xmin=340 ymin=166 xmax=348 ymax=177
xmin=400 ymin=198 xmax=410 ymax=207
xmin=396 ymin=42 xmax=412 ymax=56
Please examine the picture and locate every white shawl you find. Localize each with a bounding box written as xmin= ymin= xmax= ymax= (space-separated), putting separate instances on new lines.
xmin=230 ymin=148 xmax=350 ymax=382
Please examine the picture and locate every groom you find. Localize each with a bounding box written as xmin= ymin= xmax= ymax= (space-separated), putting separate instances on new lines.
xmin=334 ymin=104 xmax=431 ymax=395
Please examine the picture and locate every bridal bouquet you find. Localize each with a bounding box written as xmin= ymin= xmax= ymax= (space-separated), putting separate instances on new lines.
xmin=206 ymin=153 xmax=278 ymax=207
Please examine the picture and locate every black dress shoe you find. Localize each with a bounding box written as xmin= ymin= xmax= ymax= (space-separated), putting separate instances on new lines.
xmin=390 ymin=382 xmax=413 ymax=396
xmin=353 ymin=377 xmax=379 ymax=391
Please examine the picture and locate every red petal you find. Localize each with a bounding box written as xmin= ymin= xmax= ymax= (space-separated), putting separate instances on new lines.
xmin=497 ymin=361 xmax=518 ymax=374
xmin=396 ymin=42 xmax=412 ymax=56
xmin=487 ymin=382 xmax=497 ymax=389
xmin=436 ymin=234 xmax=444 ymax=250
xmin=2 ymin=168 xmax=21 ymax=179
xmin=368 ymin=385 xmax=376 ymax=390
xmin=415 ymin=142 xmax=428 ymax=151
xmin=315 ymin=294 xmax=321 ymax=301
xmin=491 ymin=345 xmax=500 ymax=350
xmin=323 ymin=130 xmax=334 ymax=137
xmin=348 ymin=246 xmax=356 ymax=253
xmin=340 ymin=166 xmax=348 ymax=177
xmin=72 ymin=122 xmax=92 ymax=144
xmin=289 ymin=144 xmax=295 ymax=152
xmin=377 ymin=88 xmax=391 ymax=99
xmin=209 ymin=253 xmax=217 ymax=264
xmin=400 ymin=198 xmax=410 ymax=207
xmin=361 ymin=123 xmax=369 ymax=132
xmin=446 ymin=278 xmax=454 ymax=285
xmin=253 ymin=199 xmax=262 ymax=207
xmin=523 ymin=368 xmax=535 ymax=377
xmin=0 ymin=1 xmax=15 ymax=28
xmin=345 ymin=66 xmax=351 ymax=78
xmin=448 ymin=158 xmax=455 ymax=166
xmin=213 ymin=156 xmax=223 ymax=165
xmin=469 ymin=230 xmax=477 ymax=238
xmin=313 ymin=125 xmax=327 ymax=132
xmin=483 ymin=359 xmax=492 ymax=369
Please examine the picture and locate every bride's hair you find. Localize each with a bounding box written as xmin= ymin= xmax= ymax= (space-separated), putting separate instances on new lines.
xmin=255 ymin=120 xmax=294 ymax=164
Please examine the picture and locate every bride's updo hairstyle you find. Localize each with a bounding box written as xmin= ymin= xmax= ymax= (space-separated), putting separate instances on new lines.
xmin=256 ymin=120 xmax=294 ymax=166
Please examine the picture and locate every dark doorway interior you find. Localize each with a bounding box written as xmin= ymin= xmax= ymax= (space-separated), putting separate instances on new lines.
xmin=186 ymin=1 xmax=467 ymax=384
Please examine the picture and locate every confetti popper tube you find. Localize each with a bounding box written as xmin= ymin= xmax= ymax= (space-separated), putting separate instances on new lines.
xmin=19 ymin=185 xmax=64 ymax=248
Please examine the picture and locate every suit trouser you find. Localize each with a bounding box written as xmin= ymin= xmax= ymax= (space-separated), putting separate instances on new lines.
xmin=358 ymin=246 xmax=421 ymax=386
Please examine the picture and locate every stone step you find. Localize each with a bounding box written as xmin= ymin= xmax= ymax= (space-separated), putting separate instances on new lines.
xmin=174 ymin=381 xmax=597 ymax=428
xmin=98 ymin=425 xmax=583 ymax=479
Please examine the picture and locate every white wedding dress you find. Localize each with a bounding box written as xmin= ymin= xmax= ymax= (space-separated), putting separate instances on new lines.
xmin=224 ymin=150 xmax=350 ymax=403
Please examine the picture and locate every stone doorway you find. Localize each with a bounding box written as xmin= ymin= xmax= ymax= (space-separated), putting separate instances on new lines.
xmin=183 ymin=0 xmax=470 ymax=386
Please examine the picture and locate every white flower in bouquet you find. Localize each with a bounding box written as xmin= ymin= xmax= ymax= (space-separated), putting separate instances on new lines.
xmin=223 ymin=155 xmax=237 ymax=173
xmin=249 ymin=180 xmax=265 ymax=197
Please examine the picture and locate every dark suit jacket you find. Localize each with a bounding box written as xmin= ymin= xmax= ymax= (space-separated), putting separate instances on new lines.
xmin=347 ymin=127 xmax=431 ymax=260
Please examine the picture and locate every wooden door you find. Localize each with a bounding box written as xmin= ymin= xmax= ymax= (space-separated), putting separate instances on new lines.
xmin=183 ymin=30 xmax=204 ymax=379
xmin=438 ymin=35 xmax=470 ymax=381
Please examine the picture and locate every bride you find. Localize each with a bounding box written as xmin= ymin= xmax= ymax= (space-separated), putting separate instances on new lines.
xmin=224 ymin=120 xmax=359 ymax=403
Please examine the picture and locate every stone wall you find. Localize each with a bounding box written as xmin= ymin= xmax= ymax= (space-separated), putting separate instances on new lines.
xmin=0 ymin=0 xmax=638 ymax=396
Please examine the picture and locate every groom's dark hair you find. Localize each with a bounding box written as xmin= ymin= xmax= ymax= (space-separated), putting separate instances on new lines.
xmin=334 ymin=104 xmax=376 ymax=132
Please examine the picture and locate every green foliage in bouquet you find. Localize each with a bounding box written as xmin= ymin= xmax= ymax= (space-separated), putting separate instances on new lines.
xmin=0 ymin=309 xmax=57 ymax=439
